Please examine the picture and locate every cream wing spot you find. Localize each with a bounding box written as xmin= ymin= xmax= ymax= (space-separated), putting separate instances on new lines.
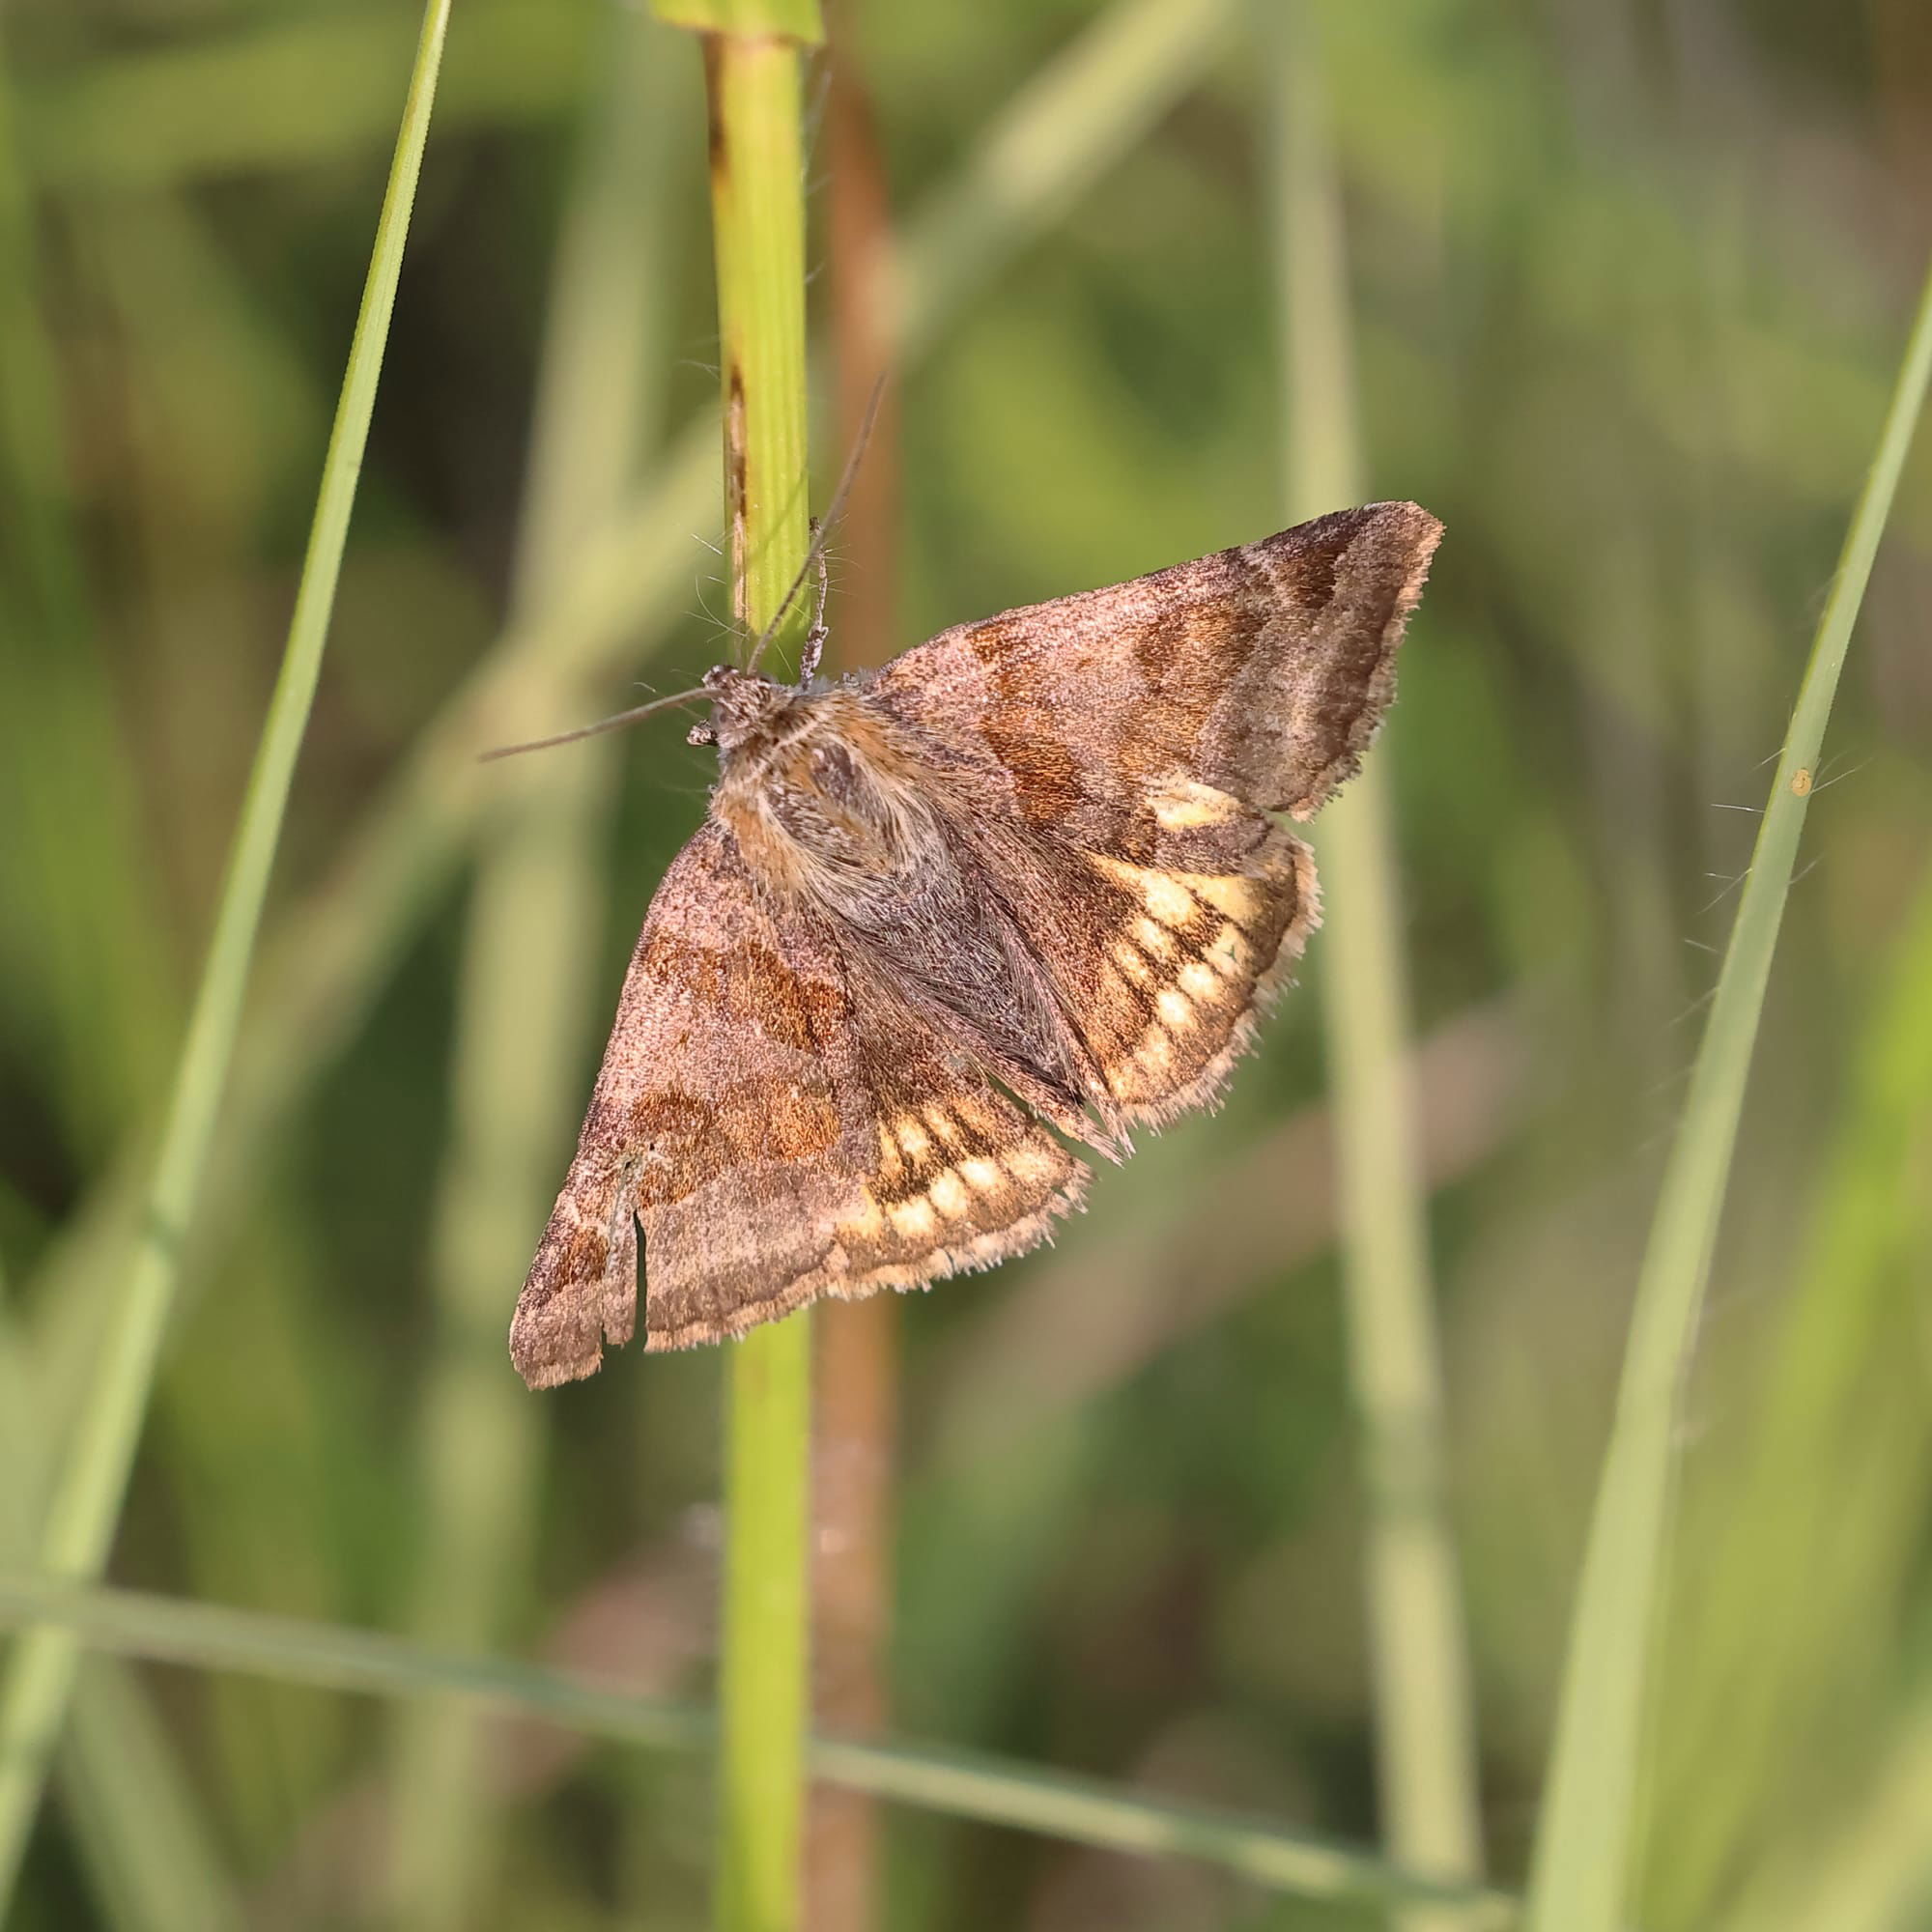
xmin=1135 ymin=1026 xmax=1177 ymax=1077
xmin=1134 ymin=916 xmax=1176 ymax=959
xmin=1095 ymin=854 xmax=1270 ymax=937
xmin=928 ymin=1170 xmax=970 ymax=1219
xmin=1188 ymin=872 xmax=1263 ymax=927
xmin=895 ymin=1119 xmax=931 ymax=1164
xmin=1005 ymin=1143 xmax=1061 ymax=1187
xmin=1151 ymin=777 xmax=1240 ymax=830
xmin=888 ymin=1196 xmax=939 ymax=1241
xmin=1142 ymin=872 xmax=1198 ymax=929
xmin=1179 ymin=958 xmax=1222 ymax=1002
xmin=1155 ymin=986 xmax=1193 ymax=1029
xmin=1090 ymin=853 xmax=1199 ymax=929
xmin=959 ymin=1156 xmax=1004 ymax=1195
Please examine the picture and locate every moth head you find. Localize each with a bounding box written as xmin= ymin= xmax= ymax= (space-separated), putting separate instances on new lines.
xmin=700 ymin=664 xmax=794 ymax=757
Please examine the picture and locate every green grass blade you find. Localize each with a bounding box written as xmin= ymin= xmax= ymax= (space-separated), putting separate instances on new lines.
xmin=696 ymin=31 xmax=815 ymax=1928
xmin=0 ymin=0 xmax=454 ymax=1903
xmin=0 ymin=1574 xmax=1517 ymax=1924
xmin=720 ymin=1319 xmax=814 ymax=1932
xmin=1641 ymin=862 xmax=1932 ymax=1918
xmin=1522 ymin=253 xmax=1932 ymax=1932
xmin=1691 ymin=855 xmax=1932 ymax=1932
xmin=1264 ymin=8 xmax=1484 ymax=1920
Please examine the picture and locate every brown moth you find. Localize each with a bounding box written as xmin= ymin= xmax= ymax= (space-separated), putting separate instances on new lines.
xmin=510 ymin=503 xmax=1441 ymax=1386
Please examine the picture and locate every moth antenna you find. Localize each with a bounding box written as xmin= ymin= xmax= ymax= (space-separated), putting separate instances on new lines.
xmin=798 ymin=519 xmax=831 ymax=682
xmin=742 ymin=373 xmax=887 ymax=677
xmin=478 ymin=686 xmax=710 ymax=762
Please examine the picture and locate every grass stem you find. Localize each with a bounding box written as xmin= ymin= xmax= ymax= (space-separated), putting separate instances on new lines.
xmin=0 ymin=0 xmax=452 ymax=1903
xmin=0 ymin=1571 xmax=1517 ymax=1925
xmin=1264 ymin=7 xmax=1485 ymax=1919
xmin=692 ymin=19 xmax=818 ymax=1930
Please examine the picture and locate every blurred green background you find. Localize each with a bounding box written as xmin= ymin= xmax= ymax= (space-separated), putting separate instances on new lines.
xmin=3 ymin=0 xmax=1931 ymax=1927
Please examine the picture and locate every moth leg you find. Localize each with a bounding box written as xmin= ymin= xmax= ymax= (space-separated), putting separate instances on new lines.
xmin=799 ymin=517 xmax=831 ymax=684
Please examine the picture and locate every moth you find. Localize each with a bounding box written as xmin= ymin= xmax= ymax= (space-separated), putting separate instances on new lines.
xmin=510 ymin=503 xmax=1441 ymax=1387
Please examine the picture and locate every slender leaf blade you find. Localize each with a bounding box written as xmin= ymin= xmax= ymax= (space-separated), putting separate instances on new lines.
xmin=0 ymin=0 xmax=455 ymax=1902
xmin=1524 ymin=255 xmax=1932 ymax=1932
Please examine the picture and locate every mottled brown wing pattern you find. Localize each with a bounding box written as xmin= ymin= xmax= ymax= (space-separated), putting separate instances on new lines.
xmin=978 ymin=795 xmax=1321 ymax=1131
xmin=511 ymin=824 xmax=851 ymax=1381
xmin=872 ymin=504 xmax=1438 ymax=1130
xmin=809 ymin=976 xmax=1088 ymax=1305
xmin=510 ymin=825 xmax=1087 ymax=1379
xmin=873 ymin=503 xmax=1440 ymax=826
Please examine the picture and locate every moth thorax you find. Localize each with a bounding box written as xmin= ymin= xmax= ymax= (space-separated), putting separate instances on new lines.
xmin=743 ymin=729 xmax=923 ymax=903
